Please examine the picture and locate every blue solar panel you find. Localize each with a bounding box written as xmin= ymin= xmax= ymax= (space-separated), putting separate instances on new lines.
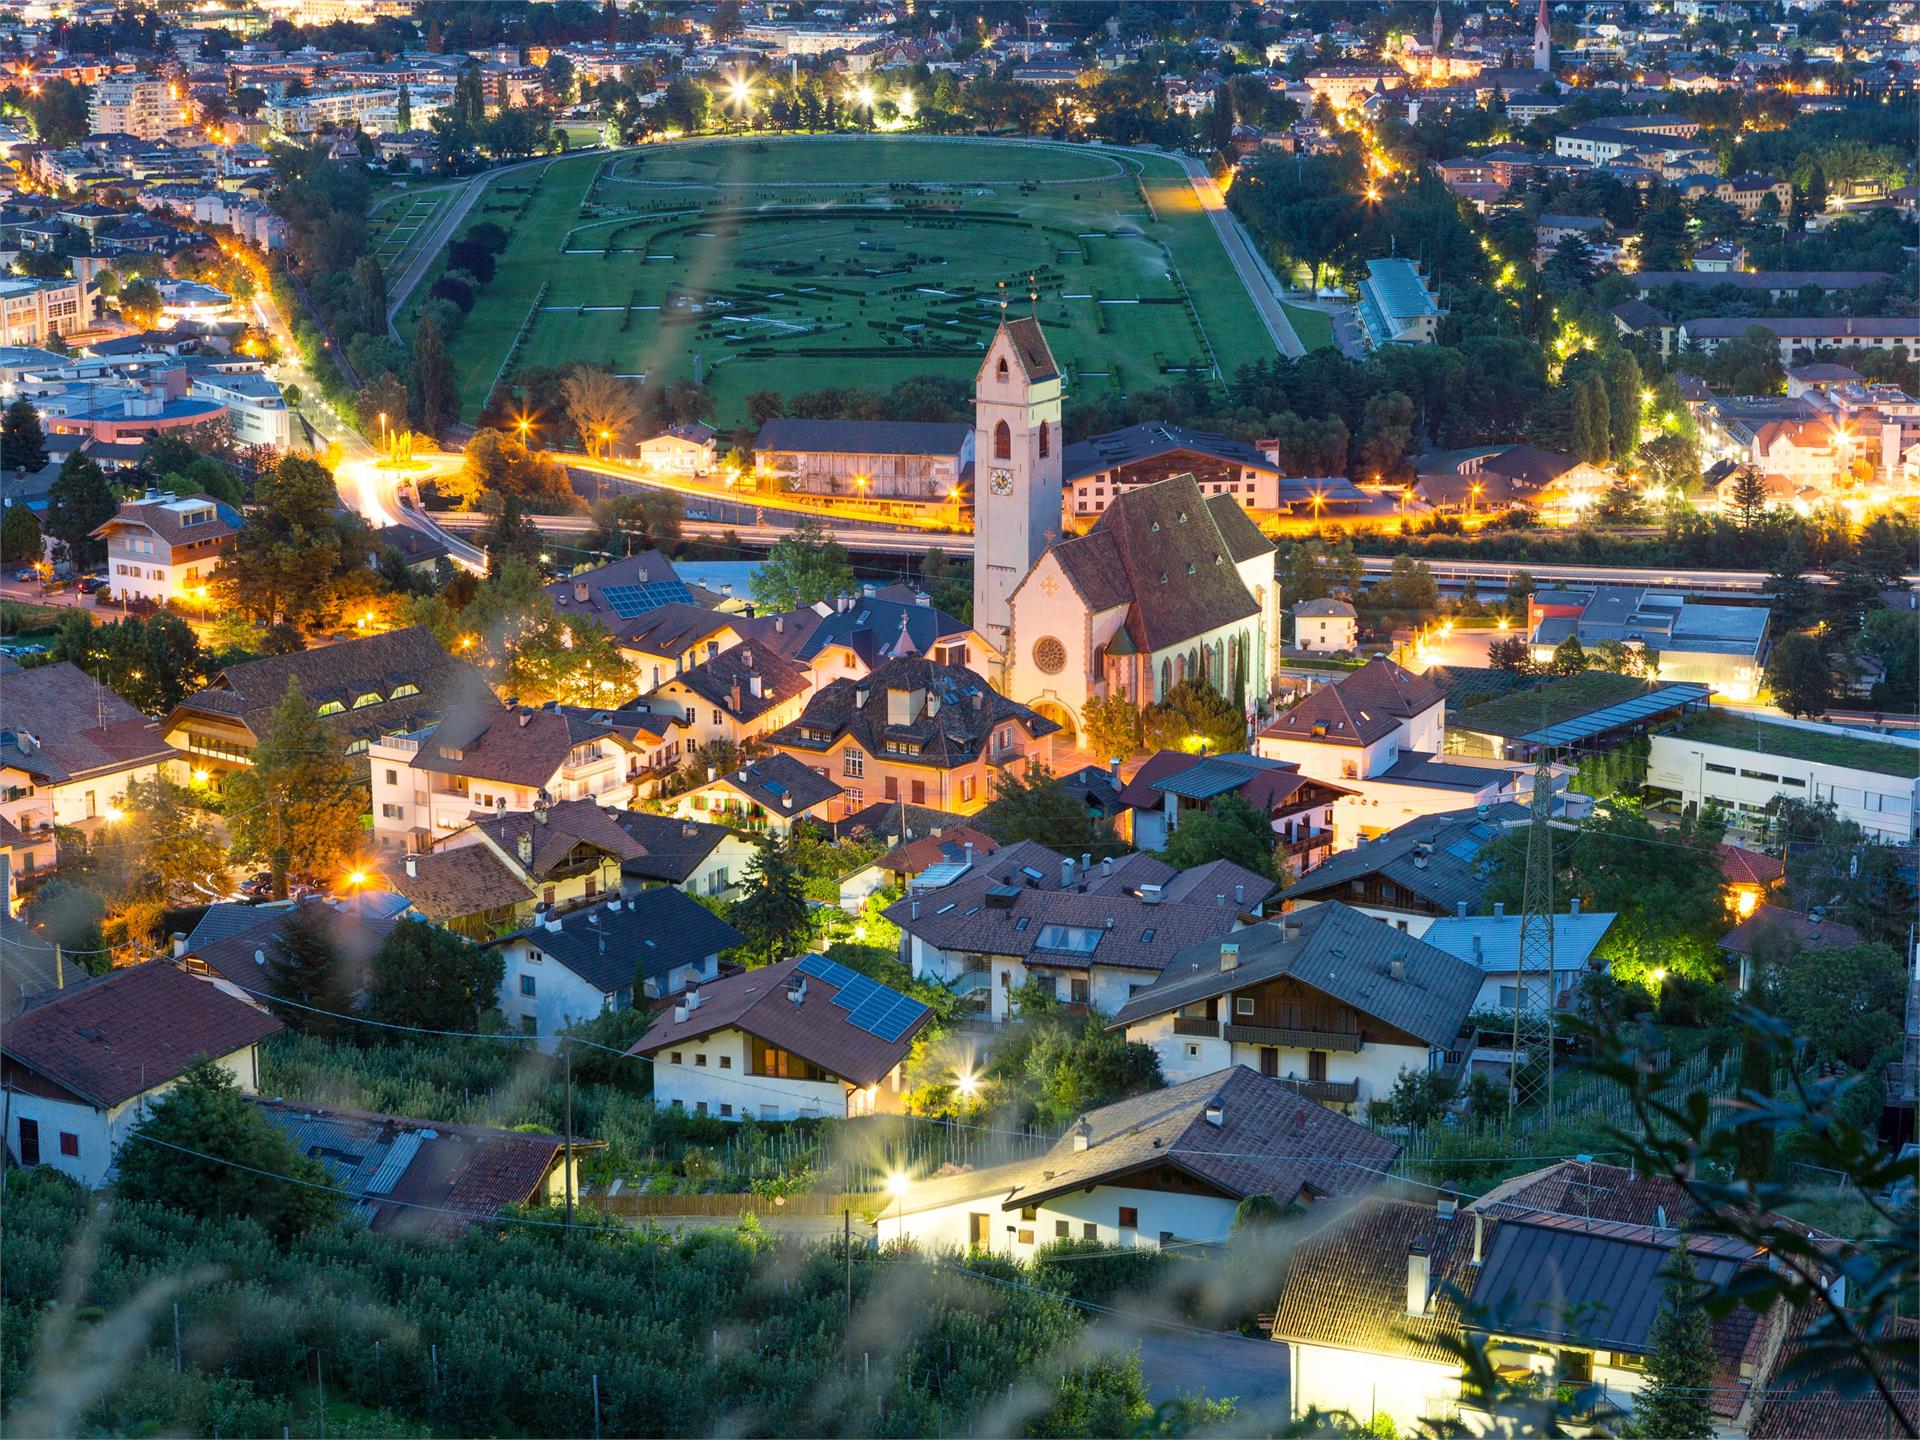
xmin=600 ymin=580 xmax=692 ymax=619
xmin=794 ymin=954 xmax=928 ymax=1042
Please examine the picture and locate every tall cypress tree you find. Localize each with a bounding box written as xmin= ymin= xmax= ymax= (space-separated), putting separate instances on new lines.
xmin=2 ymin=396 xmax=48 ymax=473
xmin=410 ymin=314 xmax=456 ymax=433
xmin=1631 ymin=1247 xmax=1717 ymax=1439
xmin=262 ymin=902 xmax=357 ymax=1037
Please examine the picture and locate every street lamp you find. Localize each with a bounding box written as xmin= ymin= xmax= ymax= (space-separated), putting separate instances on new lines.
xmin=886 ymin=1170 xmax=909 ymax=1239
xmin=600 ymin=427 xmax=612 ymax=459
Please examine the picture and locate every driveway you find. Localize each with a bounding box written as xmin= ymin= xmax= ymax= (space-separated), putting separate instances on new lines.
xmin=1093 ymin=1323 xmax=1291 ymax=1431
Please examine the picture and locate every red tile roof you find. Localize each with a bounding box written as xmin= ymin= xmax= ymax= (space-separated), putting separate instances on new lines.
xmin=3 ymin=959 xmax=281 ymax=1107
xmin=1717 ymin=844 xmax=1785 ymax=888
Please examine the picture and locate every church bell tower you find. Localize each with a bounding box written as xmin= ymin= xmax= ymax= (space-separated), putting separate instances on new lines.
xmin=972 ymin=316 xmax=1062 ymax=666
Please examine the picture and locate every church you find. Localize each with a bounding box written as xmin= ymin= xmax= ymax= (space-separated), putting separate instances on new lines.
xmin=970 ymin=319 xmax=1281 ymax=750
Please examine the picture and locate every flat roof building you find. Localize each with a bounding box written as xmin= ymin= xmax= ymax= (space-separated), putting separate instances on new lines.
xmin=1356 ymin=258 xmax=1445 ymax=349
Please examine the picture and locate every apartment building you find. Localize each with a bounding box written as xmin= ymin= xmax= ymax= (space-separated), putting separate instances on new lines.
xmin=0 ymin=276 xmax=92 ymax=348
xmin=91 ymin=489 xmax=241 ymax=607
xmin=187 ymin=370 xmax=291 ymax=449
xmin=87 ymin=77 xmax=173 ymax=140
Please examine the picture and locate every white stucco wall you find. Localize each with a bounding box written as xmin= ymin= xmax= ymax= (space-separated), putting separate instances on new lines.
xmin=496 ymin=938 xmax=625 ymax=1050
xmin=1126 ymin=1012 xmax=1433 ymax=1111
xmin=1290 ymin=1343 xmax=1463 ymax=1434
xmin=1649 ymin=730 xmax=1919 ymax=842
xmin=649 ymin=1026 xmax=906 ymax=1121
xmin=878 ymin=1181 xmax=1243 ymax=1255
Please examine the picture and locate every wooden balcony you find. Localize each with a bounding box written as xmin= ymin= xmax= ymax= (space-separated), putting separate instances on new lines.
xmin=1278 ymin=831 xmax=1332 ymax=858
xmin=1273 ymin=1076 xmax=1361 ymax=1104
xmin=1224 ymin=1022 xmax=1363 ymax=1052
xmin=1173 ymin=1016 xmax=1220 ymax=1038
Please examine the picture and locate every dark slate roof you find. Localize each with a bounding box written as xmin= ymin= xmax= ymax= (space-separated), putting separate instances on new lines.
xmin=712 ymin=751 xmax=843 ymax=814
xmin=545 ymin=551 xmax=694 ymax=628
xmin=1259 ymin=656 xmax=1445 ymax=748
xmin=753 ymin=418 xmax=971 ymax=458
xmin=666 ymin=641 xmax=811 ymax=722
xmin=0 ymin=913 xmax=63 ymax=1020
xmin=892 ymin=1066 xmax=1399 ymax=1217
xmin=611 ymin=601 xmax=739 ymax=656
xmin=171 ymin=627 xmax=477 ymax=747
xmin=373 ymin=523 xmax=450 ymax=564
xmin=1061 ymin=421 xmax=1276 ymax=484
xmin=605 ymin=810 xmax=736 ymax=884
xmin=884 ymin=838 xmax=1272 ymax=975
xmin=1 ymin=958 xmax=281 ymax=1107
xmin=630 ymin=953 xmax=929 ymax=1087
xmin=184 ymin=898 xmax=399 ymax=995
xmin=795 ymin=594 xmax=969 ymax=668
xmin=831 ymin=800 xmax=974 ymax=844
xmin=1109 ymin=901 xmax=1480 ymax=1046
xmin=505 ymin=889 xmax=744 ymax=993
xmin=1045 ymin=477 xmax=1271 ymax=654
xmin=772 ymin=656 xmax=1057 ymax=772
xmin=1284 ymin=802 xmax=1522 ymax=913
xmin=471 ymin=798 xmax=647 ymax=878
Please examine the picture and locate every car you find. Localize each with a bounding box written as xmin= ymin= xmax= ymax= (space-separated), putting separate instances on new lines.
xmin=76 ymin=576 xmax=108 ymax=594
xmin=238 ymin=872 xmax=274 ymax=899
xmin=12 ymin=567 xmax=35 ymax=583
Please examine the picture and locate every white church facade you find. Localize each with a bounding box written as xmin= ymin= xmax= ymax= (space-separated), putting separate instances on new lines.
xmin=969 ymin=319 xmax=1281 ymax=751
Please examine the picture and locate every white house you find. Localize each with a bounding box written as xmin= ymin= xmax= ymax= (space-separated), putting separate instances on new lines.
xmin=669 ymin=752 xmax=844 ymax=840
xmin=1419 ymin=904 xmax=1616 ymax=1013
xmin=90 ymin=489 xmax=241 ymax=608
xmin=1292 ymin=598 xmax=1357 ymax=654
xmin=1648 ymin=710 xmax=1919 ymax=843
xmin=608 ymin=810 xmax=758 ymax=901
xmin=490 ymin=887 xmax=745 ymax=1048
xmin=636 ymin=422 xmax=716 ymax=475
xmin=874 ymin=1066 xmax=1399 ymax=1255
xmin=1 ymin=959 xmax=282 ymax=1189
xmin=628 ymin=953 xmax=931 ymax=1121
xmin=1108 ymin=902 xmax=1481 ymax=1115
xmin=885 ymin=839 xmax=1275 ymax=1023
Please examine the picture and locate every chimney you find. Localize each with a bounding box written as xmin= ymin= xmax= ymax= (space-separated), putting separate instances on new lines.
xmin=1569 ymin=897 xmax=1581 ymax=915
xmin=534 ymin=799 xmax=549 ymax=825
xmin=1473 ymin=1212 xmax=1485 ymax=1264
xmin=910 ymin=894 xmax=920 ymax=919
xmin=775 ymin=614 xmax=784 ymax=634
xmin=782 ymin=793 xmax=794 ymax=810
xmin=673 ymin=1001 xmax=688 ymax=1023
xmin=544 ymin=911 xmax=561 ymax=933
xmin=1071 ymin=1117 xmax=1093 ymax=1151
xmin=170 ymin=932 xmax=187 ymax=958
xmin=730 ymin=678 xmax=743 ymax=713
xmin=1282 ymin=919 xmax=1303 ymax=941
xmin=1220 ymin=941 xmax=1240 ymax=971
xmin=606 ymin=897 xmax=621 ymax=912
xmin=1437 ymin=1182 xmax=1458 ymax=1220
xmin=573 ymin=581 xmax=589 ymax=603
xmin=1140 ymin=883 xmax=1161 ymax=905
xmin=963 ymin=840 xmax=975 ymax=866
xmin=1109 ymin=756 xmax=1121 ymax=781
xmin=1101 ymin=856 xmax=1112 ymax=877
xmin=1390 ymin=957 xmax=1406 ymax=982
xmin=1080 ymin=853 xmax=1092 ymax=877
xmin=405 ymin=855 xmax=417 ymax=878
xmin=684 ymin=986 xmax=701 ymax=1011
xmin=1061 ymin=856 xmax=1074 ymax=888
xmin=517 ymin=832 xmax=534 ymax=864
xmin=1203 ymin=1096 xmax=1225 ymax=1127
xmin=1457 ymin=900 xmax=1468 ymax=918
xmin=1234 ymin=883 xmax=1244 ymax=905
xmin=518 ymin=709 xmax=533 ymax=727
xmin=1493 ymin=902 xmax=1505 ymax=918
xmin=788 ymin=977 xmax=807 ymax=1007
xmin=1406 ymin=1239 xmax=1432 ymax=1318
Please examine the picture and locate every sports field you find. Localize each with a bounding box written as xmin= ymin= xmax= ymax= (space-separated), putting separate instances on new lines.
xmin=402 ymin=136 xmax=1278 ymax=427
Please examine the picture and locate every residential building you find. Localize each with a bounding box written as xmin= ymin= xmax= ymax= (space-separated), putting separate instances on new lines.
xmin=166 ymin=626 xmax=478 ymax=775
xmin=1060 ymin=421 xmax=1289 ymax=522
xmin=1718 ymin=902 xmax=1861 ymax=993
xmin=875 ymin=1066 xmax=1399 ymax=1254
xmin=1116 ymin=750 xmax=1350 ymax=869
xmin=1716 ymin=843 xmax=1784 ymax=920
xmin=490 ymin=887 xmax=745 ymax=1046
xmin=1675 ymin=316 xmax=1920 ymax=367
xmin=885 ymin=839 xmax=1275 ymax=1022
xmin=636 ymin=422 xmax=716 ymax=474
xmin=88 ymin=77 xmax=173 ymax=140
xmin=606 ymin=809 xmax=756 ymax=901
xmin=669 ymin=751 xmax=844 ymax=838
xmin=0 ymin=275 xmax=91 ymax=346
xmin=0 ymin=661 xmax=177 ymax=878
xmin=378 ymin=798 xmax=646 ymax=938
xmin=1292 ymin=598 xmax=1357 ymax=653
xmin=1303 ymin=63 xmax=1407 ymax=108
xmin=368 ymin=695 xmax=647 ymax=852
xmin=629 ymin=952 xmax=933 ymax=1121
xmin=642 ymin=640 xmax=812 ymax=751
xmin=751 ymin=418 xmax=973 ymax=501
xmin=1412 ymin=444 xmax=1613 ymax=518
xmin=770 ymin=655 xmax=1058 ymax=818
xmin=1527 ymin=587 xmax=1771 ymax=701
xmin=1648 ymin=711 xmax=1919 ymax=842
xmin=252 ymin=1098 xmax=597 ymax=1237
xmin=174 ymin=894 xmax=401 ymax=1008
xmin=794 ymin=586 xmax=986 ymax=683
xmin=188 ymin=369 xmax=291 ymax=449
xmin=1420 ymin=904 xmax=1616 ymax=1012
xmin=1282 ymin=803 xmax=1526 ymax=936
xmin=1003 ymin=474 xmax=1279 ymax=747
xmin=1 ymin=959 xmax=281 ymax=1189
xmin=90 ymin=488 xmax=240 ymax=607
xmin=1111 ymin=903 xmax=1480 ymax=1111
xmin=1356 ymin=259 xmax=1446 ymax=349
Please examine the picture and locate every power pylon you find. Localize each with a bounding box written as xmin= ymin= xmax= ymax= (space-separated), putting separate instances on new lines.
xmin=1507 ymin=744 xmax=1558 ymax=1121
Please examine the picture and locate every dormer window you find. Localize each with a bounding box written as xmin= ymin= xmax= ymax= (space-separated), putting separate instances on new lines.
xmin=316 ymin=701 xmax=345 ymax=717
xmin=390 ymin=683 xmax=418 ymax=699
xmin=352 ymin=692 xmax=383 ymax=709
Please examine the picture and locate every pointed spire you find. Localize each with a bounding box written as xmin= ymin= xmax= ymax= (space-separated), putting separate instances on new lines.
xmin=889 ymin=609 xmax=920 ymax=659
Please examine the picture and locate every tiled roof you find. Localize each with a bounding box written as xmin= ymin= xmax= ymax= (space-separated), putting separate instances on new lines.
xmin=1747 ymin=1314 xmax=1920 ymax=1440
xmin=1045 ymin=478 xmax=1272 ymax=655
xmin=506 ymin=889 xmax=744 ymax=994
xmin=0 ymin=661 xmax=175 ymax=782
xmin=832 ymin=800 xmax=974 ymax=844
xmin=665 ymin=641 xmax=811 ymax=722
xmin=545 ymin=551 xmax=695 ymax=627
xmin=172 ymin=627 xmax=477 ymax=747
xmin=0 ymin=913 xmax=63 ymax=1020
xmin=91 ymin=492 xmax=240 ymax=547
xmin=412 ymin=695 xmax=630 ymax=789
xmin=1716 ymin=844 xmax=1785 ymax=889
xmin=710 ymin=751 xmax=844 ymax=814
xmin=795 ymin=594 xmax=969 ymax=668
xmin=772 ymin=656 xmax=1056 ymax=772
xmin=894 ymin=1066 xmax=1398 ymax=1217
xmin=1283 ymin=802 xmax=1523 ymax=913
xmin=629 ymin=953 xmax=929 ymax=1087
xmin=1260 ymin=656 xmax=1443 ymax=748
xmin=999 ymin=316 xmax=1059 ymax=382
xmin=471 ymin=798 xmax=647 ymax=878
xmin=608 ymin=600 xmax=737 ymax=655
xmin=877 ymin=825 xmax=999 ymax=877
xmin=1060 ymin=421 xmax=1275 ymax=485
xmin=2 ymin=958 xmax=281 ymax=1107
xmin=605 ymin=810 xmax=735 ymax=884
xmin=185 ymin=898 xmax=399 ymax=995
xmin=752 ymin=417 xmax=972 ymax=458
xmin=1717 ymin=903 xmax=1861 ymax=957
xmin=380 ymin=844 xmax=528 ymax=921
xmin=1111 ymin=901 xmax=1479 ymax=1045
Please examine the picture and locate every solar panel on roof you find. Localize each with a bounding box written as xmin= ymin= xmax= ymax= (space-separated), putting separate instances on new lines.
xmin=599 ymin=580 xmax=692 ymax=618
xmin=793 ymin=953 xmax=928 ymax=1042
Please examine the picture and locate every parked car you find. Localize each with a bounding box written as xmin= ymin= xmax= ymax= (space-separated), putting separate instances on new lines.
xmin=11 ymin=567 xmax=35 ymax=582
xmin=76 ymin=575 xmax=108 ymax=594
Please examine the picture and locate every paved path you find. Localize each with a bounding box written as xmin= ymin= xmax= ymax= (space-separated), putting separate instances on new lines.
xmin=1167 ymin=153 xmax=1305 ymax=361
xmin=1092 ymin=1323 xmax=1291 ymax=1431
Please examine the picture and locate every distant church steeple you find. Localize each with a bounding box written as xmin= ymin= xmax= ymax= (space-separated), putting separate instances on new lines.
xmin=1431 ymin=3 xmax=1443 ymax=53
xmin=1534 ymin=0 xmax=1551 ymax=71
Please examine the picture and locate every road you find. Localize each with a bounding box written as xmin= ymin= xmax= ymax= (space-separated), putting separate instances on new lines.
xmin=1356 ymin=554 xmax=1920 ymax=597
xmin=1169 ymin=154 xmax=1305 ymax=361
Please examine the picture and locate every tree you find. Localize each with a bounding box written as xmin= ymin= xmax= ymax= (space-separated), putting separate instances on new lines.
xmin=1159 ymin=794 xmax=1278 ymax=880
xmin=364 ymin=918 xmax=504 ymax=1032
xmin=396 ymin=79 xmax=412 ymax=132
xmin=115 ymin=1059 xmax=340 ymax=1241
xmin=1080 ymin=693 xmax=1142 ymax=763
xmin=1487 ymin=635 xmax=1535 ymax=674
xmin=224 ymin=678 xmax=366 ymax=888
xmin=116 ymin=276 xmax=162 ymax=329
xmin=350 ymin=254 xmax=387 ymax=336
xmin=1764 ymin=632 xmax=1831 ymax=718
xmin=41 ymin=450 xmax=116 ymax=569
xmin=1727 ymin=468 xmax=1771 ymax=530
xmin=410 ymin=314 xmax=457 ymax=434
xmin=1629 ymin=1247 xmax=1717 ymax=1440
xmin=121 ymin=777 xmax=227 ymax=904
xmin=1141 ymin=678 xmax=1244 ymax=756
xmin=262 ymin=901 xmax=359 ymax=1036
xmin=1 ymin=502 xmax=40 ymax=564
xmin=732 ymin=835 xmax=814 ymax=967
xmin=214 ymin=455 xmax=354 ymax=630
xmin=979 ymin=997 xmax=1164 ymax=1131
xmin=977 ymin=763 xmax=1120 ymax=859
xmin=1208 ymin=83 xmax=1235 ymax=154
xmin=49 ymin=611 xmax=209 ymax=715
xmin=1548 ymin=635 xmax=1589 ymax=676
xmin=461 ymin=558 xmax=636 ymax=704
xmin=1761 ymin=940 xmax=1907 ymax=1072
xmin=23 ymin=78 xmax=89 ymax=146
xmin=559 ymin=366 xmax=644 ymax=457
xmin=2 ymin=396 xmax=48 ymax=473
xmin=455 ymin=429 xmax=578 ymax=512
xmin=750 ymin=517 xmax=853 ymax=611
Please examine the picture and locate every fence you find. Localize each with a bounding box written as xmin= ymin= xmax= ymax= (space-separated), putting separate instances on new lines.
xmin=585 ymin=1191 xmax=881 ymax=1218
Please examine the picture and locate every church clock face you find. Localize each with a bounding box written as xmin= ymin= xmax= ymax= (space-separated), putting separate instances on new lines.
xmin=989 ymin=468 xmax=1014 ymax=496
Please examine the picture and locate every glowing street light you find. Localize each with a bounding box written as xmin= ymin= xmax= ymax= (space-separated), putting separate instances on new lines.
xmin=898 ymin=88 xmax=917 ymax=118
xmin=728 ymin=75 xmax=752 ymax=108
xmin=347 ymin=869 xmax=368 ymax=889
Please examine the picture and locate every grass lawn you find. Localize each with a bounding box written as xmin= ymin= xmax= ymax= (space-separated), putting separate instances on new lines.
xmin=401 ymin=136 xmax=1279 ymax=426
xmin=370 ymin=184 xmax=457 ymax=279
xmin=1675 ymin=709 xmax=1920 ymax=779
xmin=1280 ymin=301 xmax=1334 ymax=351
